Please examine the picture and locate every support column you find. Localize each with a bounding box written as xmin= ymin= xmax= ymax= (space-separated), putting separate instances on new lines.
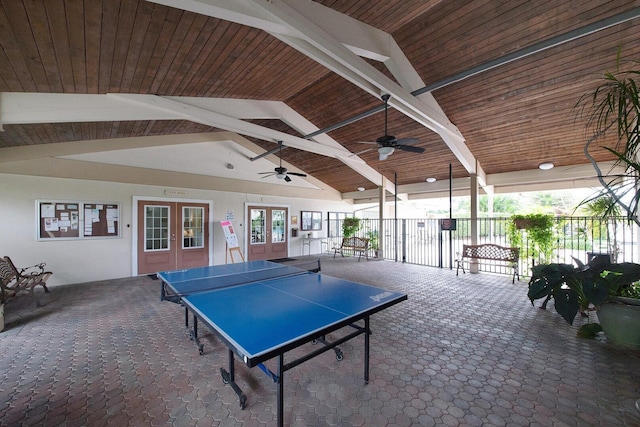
xmin=377 ymin=185 xmax=385 ymax=259
xmin=470 ymin=173 xmax=479 ymax=274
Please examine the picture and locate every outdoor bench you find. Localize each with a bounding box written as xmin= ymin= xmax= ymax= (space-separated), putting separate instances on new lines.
xmin=456 ymin=244 xmax=519 ymax=283
xmin=333 ymin=236 xmax=370 ymax=261
xmin=0 ymin=256 xmax=52 ymax=307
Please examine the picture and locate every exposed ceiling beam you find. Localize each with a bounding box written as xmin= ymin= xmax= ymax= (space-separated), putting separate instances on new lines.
xmin=346 ymin=163 xmax=617 ymax=202
xmin=1 ymin=92 xmax=400 ymax=195
xmin=149 ymin=0 xmax=471 ymax=184
xmin=308 ymin=7 xmax=640 ymax=135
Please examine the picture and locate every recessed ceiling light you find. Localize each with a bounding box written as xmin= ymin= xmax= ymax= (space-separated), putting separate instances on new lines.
xmin=426 ymin=177 xmax=436 ymax=183
xmin=357 ymin=187 xmax=365 ymax=191
xmin=538 ymin=162 xmax=554 ymax=170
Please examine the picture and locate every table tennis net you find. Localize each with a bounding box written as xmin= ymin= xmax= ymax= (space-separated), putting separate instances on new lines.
xmin=171 ymin=258 xmax=321 ymax=297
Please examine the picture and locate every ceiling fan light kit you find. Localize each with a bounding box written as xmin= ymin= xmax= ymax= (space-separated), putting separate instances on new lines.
xmin=356 ymin=94 xmax=425 ymax=161
xmin=378 ymin=146 xmax=395 ymax=160
xmin=258 ymin=141 xmax=307 ymax=183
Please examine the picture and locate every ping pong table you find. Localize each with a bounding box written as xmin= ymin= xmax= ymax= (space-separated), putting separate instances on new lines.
xmin=158 ymin=259 xmax=407 ymax=426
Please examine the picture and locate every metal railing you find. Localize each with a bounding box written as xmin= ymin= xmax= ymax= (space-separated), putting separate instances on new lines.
xmin=327 ymin=216 xmax=640 ymax=279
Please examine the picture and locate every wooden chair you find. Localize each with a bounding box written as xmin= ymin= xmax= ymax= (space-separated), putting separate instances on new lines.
xmin=0 ymin=256 xmax=52 ymax=306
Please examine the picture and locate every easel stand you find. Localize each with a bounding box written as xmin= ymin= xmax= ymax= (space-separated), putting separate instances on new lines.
xmin=226 ymin=244 xmax=245 ymax=264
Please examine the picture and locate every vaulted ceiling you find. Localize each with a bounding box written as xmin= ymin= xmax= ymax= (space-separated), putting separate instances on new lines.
xmin=1 ymin=0 xmax=639 ymax=203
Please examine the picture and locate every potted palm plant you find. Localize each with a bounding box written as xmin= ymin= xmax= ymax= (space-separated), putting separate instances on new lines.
xmin=529 ymin=55 xmax=640 ymax=348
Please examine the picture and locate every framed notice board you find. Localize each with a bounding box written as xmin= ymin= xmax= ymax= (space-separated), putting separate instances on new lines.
xmin=37 ymin=200 xmax=120 ymax=240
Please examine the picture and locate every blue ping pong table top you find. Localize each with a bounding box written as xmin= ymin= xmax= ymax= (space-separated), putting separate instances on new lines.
xmin=157 ymin=260 xmax=306 ymax=296
xmin=181 ymin=271 xmax=407 ymax=366
xmin=158 ymin=260 xmax=284 ymax=284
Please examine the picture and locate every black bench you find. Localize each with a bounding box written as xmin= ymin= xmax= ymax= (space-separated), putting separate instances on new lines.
xmin=0 ymin=256 xmax=52 ymax=307
xmin=456 ymin=244 xmax=519 ymax=283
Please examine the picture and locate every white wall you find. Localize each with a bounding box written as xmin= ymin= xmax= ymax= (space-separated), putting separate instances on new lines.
xmin=0 ymin=173 xmax=353 ymax=287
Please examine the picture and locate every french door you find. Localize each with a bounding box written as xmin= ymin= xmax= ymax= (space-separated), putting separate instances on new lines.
xmin=137 ymin=200 xmax=209 ymax=274
xmin=247 ymin=205 xmax=288 ymax=261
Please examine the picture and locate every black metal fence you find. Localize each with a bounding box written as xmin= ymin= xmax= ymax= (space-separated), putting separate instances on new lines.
xmin=327 ymin=216 xmax=640 ymax=279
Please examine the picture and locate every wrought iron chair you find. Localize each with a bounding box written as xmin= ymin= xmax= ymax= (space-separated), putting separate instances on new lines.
xmin=0 ymin=256 xmax=52 ymax=306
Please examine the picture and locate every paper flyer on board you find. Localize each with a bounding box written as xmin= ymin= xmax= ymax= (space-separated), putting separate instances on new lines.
xmin=220 ymin=220 xmax=239 ymax=248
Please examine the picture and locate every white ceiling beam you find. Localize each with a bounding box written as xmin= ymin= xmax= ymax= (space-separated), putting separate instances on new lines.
xmin=349 ymin=163 xmax=614 ymax=202
xmin=151 ymin=0 xmax=475 ymax=173
xmin=108 ymin=93 xmax=357 ymax=160
xmin=0 ymin=92 xmax=177 ymax=123
xmin=1 ymin=92 xmax=397 ymax=194
xmin=248 ymin=0 xmax=465 ymax=141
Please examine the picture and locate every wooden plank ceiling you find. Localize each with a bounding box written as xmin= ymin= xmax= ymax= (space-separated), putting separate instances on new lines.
xmin=0 ymin=0 xmax=639 ymax=198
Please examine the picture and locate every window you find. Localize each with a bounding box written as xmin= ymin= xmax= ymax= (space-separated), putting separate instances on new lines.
xmin=183 ymin=207 xmax=204 ymax=248
xmin=272 ymin=209 xmax=286 ymax=243
xmin=251 ymin=209 xmax=266 ymax=244
xmin=328 ymin=212 xmax=353 ymax=237
xmin=145 ymin=205 xmax=169 ymax=250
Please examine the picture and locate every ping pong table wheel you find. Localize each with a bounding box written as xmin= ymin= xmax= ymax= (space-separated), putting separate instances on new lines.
xmin=335 ymin=349 xmax=343 ymax=361
xmin=198 ymin=344 xmax=204 ymax=355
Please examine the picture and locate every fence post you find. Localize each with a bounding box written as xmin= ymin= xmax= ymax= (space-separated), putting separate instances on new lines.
xmin=401 ymin=219 xmax=406 ymax=263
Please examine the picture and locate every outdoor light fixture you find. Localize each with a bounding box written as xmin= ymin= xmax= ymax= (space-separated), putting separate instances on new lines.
xmin=378 ymin=146 xmax=395 ymax=160
xmin=276 ymin=173 xmax=286 ymax=179
xmin=426 ymin=177 xmax=436 ymax=183
xmin=538 ymin=162 xmax=554 ymax=170
xmin=357 ymin=187 xmax=365 ymax=191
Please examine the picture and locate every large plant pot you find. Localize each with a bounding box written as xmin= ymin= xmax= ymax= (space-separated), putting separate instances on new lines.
xmin=597 ymin=297 xmax=640 ymax=349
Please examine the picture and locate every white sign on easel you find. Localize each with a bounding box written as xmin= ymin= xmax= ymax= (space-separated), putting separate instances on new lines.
xmin=220 ymin=220 xmax=239 ymax=248
xmin=220 ymin=220 xmax=243 ymax=263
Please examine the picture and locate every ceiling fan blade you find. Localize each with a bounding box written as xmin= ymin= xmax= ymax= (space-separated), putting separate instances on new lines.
xmin=284 ymin=175 xmax=292 ymax=182
xmin=260 ymin=173 xmax=275 ymax=178
xmin=396 ymin=137 xmax=420 ymax=146
xmin=287 ymin=172 xmax=307 ymax=177
xmin=258 ymin=172 xmax=274 ymax=174
xmin=355 ymin=141 xmax=379 ymax=145
xmin=396 ymin=145 xmax=425 ymax=153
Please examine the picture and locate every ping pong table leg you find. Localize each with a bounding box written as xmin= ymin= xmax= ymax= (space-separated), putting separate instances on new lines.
xmin=364 ymin=316 xmax=370 ymax=384
xmin=277 ymin=354 xmax=284 ymax=427
xmin=189 ymin=313 xmax=204 ymax=355
xmin=220 ymin=348 xmax=247 ymax=410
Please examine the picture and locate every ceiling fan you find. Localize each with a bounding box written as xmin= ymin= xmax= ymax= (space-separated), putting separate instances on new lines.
xmin=357 ymin=94 xmax=425 ymax=160
xmin=258 ymin=141 xmax=307 ymax=182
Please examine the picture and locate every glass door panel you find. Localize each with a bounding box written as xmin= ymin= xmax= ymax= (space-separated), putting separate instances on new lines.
xmin=251 ymin=209 xmax=266 ymax=244
xmin=145 ymin=205 xmax=169 ymax=251
xmin=182 ymin=206 xmax=204 ymax=249
xmin=272 ymin=209 xmax=286 ymax=243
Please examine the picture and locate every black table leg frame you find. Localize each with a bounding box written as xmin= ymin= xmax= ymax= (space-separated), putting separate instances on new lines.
xmin=189 ymin=313 xmax=204 ymax=355
xmin=220 ymin=348 xmax=247 ymax=409
xmin=218 ymin=317 xmax=373 ymax=427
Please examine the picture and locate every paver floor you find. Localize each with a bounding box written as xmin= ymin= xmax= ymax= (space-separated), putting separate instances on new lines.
xmin=1 ymin=255 xmax=639 ymax=426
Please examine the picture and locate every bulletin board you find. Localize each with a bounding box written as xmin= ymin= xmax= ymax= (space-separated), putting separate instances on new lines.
xmin=37 ymin=200 xmax=120 ymax=240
